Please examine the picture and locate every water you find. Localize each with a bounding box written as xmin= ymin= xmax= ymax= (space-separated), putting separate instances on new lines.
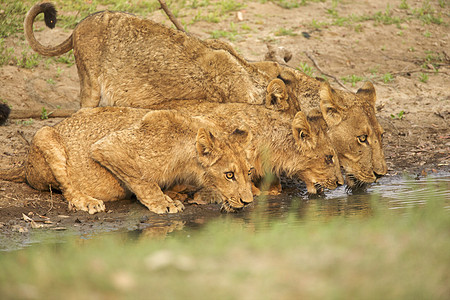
xmin=134 ymin=172 xmax=450 ymax=237
xmin=1 ymin=172 xmax=449 ymax=250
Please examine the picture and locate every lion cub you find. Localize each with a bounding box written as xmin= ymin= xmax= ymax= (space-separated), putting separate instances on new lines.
xmin=148 ymin=102 xmax=344 ymax=195
xmin=277 ymin=67 xmax=388 ymax=190
xmin=0 ymin=107 xmax=254 ymax=214
xmin=25 ymin=3 xmax=282 ymax=109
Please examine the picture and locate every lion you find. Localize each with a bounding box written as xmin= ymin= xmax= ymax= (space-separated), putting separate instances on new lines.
xmin=0 ymin=107 xmax=254 ymax=214
xmin=145 ymin=101 xmax=344 ymax=195
xmin=24 ymin=3 xmax=385 ymax=190
xmin=24 ymin=3 xmax=282 ymax=109
xmin=277 ymin=67 xmax=388 ymax=190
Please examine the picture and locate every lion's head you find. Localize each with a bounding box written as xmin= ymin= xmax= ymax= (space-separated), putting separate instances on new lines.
xmin=195 ymin=127 xmax=254 ymax=212
xmin=319 ymin=82 xmax=387 ymax=190
xmin=272 ymin=68 xmax=387 ymax=191
xmin=290 ymin=110 xmax=344 ymax=194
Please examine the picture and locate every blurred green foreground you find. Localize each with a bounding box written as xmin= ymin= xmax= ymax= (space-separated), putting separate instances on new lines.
xmin=0 ymin=185 xmax=449 ymax=300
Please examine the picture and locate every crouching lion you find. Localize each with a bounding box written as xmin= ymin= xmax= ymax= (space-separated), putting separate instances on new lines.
xmin=24 ymin=2 xmax=385 ymax=191
xmin=0 ymin=107 xmax=254 ymax=214
xmin=146 ymin=101 xmax=344 ymax=195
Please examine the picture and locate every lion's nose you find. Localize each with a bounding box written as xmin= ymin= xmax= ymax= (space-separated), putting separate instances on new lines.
xmin=240 ymin=198 xmax=252 ymax=206
xmin=374 ymin=171 xmax=384 ymax=180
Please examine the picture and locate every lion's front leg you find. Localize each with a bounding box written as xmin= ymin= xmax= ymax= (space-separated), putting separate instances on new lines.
xmin=31 ymin=127 xmax=106 ymax=214
xmin=132 ymin=181 xmax=185 ymax=214
xmin=91 ymin=135 xmax=184 ymax=214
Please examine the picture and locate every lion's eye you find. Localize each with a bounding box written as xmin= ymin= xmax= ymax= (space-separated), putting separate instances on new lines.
xmin=225 ymin=172 xmax=235 ymax=180
xmin=325 ymin=155 xmax=333 ymax=165
xmin=358 ymin=135 xmax=368 ymax=143
xmin=248 ymin=168 xmax=254 ymax=176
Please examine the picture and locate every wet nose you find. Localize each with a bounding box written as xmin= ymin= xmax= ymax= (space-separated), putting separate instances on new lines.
xmin=374 ymin=171 xmax=384 ymax=180
xmin=241 ymin=198 xmax=252 ymax=206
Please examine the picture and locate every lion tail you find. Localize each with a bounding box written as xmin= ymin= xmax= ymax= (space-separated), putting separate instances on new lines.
xmin=24 ymin=2 xmax=73 ymax=56
xmin=0 ymin=103 xmax=11 ymax=126
xmin=0 ymin=164 xmax=26 ymax=183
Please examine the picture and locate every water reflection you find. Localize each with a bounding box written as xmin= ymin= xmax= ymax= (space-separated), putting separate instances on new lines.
xmin=4 ymin=173 xmax=449 ymax=249
xmin=145 ymin=172 xmax=449 ymax=234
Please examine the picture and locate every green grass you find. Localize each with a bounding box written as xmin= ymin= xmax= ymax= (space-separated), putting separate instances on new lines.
xmin=274 ymin=27 xmax=297 ymax=36
xmin=15 ymin=118 xmax=34 ymax=125
xmin=391 ymin=110 xmax=405 ymax=120
xmin=189 ymin=0 xmax=245 ymax=24
xmin=0 ymin=188 xmax=448 ymax=299
xmin=0 ymin=38 xmax=14 ymax=66
xmin=423 ymin=50 xmax=445 ymax=69
xmin=0 ymin=1 xmax=31 ymax=37
xmin=317 ymin=0 xmax=446 ymax=31
xmin=341 ymin=74 xmax=364 ymax=87
xmin=14 ymin=50 xmax=40 ymax=69
xmin=311 ymin=18 xmax=329 ymax=29
xmin=297 ymin=62 xmax=315 ymax=77
xmin=53 ymin=50 xmax=76 ymax=67
xmin=419 ymin=72 xmax=429 ymax=83
xmin=382 ymin=72 xmax=394 ymax=83
xmin=399 ymin=0 xmax=409 ymax=10
xmin=40 ymin=107 xmax=53 ymax=119
xmin=270 ymin=0 xmax=326 ymax=9
xmin=413 ymin=0 xmax=444 ymax=25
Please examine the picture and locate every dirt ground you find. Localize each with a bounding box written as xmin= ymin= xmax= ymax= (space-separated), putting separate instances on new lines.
xmin=0 ymin=1 xmax=448 ymax=236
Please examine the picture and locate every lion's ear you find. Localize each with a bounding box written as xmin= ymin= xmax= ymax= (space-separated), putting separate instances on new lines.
xmin=319 ymin=82 xmax=343 ymax=127
xmin=356 ymin=81 xmax=377 ymax=109
xmin=196 ymin=128 xmax=221 ymax=166
xmin=292 ymin=111 xmax=316 ymax=149
xmin=196 ymin=128 xmax=215 ymax=156
xmin=265 ymin=78 xmax=289 ymax=111
xmin=229 ymin=128 xmax=252 ymax=148
xmin=278 ymin=69 xmax=296 ymax=84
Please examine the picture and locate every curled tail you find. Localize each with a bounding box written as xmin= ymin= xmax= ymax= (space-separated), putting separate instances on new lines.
xmin=0 ymin=165 xmax=26 ymax=183
xmin=0 ymin=103 xmax=11 ymax=126
xmin=24 ymin=2 xmax=73 ymax=56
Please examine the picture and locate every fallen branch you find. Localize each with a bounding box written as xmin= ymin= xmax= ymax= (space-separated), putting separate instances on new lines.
xmin=389 ymin=68 xmax=450 ymax=76
xmin=17 ymin=130 xmax=30 ymax=146
xmin=304 ymin=51 xmax=352 ymax=92
xmin=158 ymin=0 xmax=185 ymax=33
xmin=9 ymin=109 xmax=77 ymax=119
xmin=47 ymin=184 xmax=54 ymax=214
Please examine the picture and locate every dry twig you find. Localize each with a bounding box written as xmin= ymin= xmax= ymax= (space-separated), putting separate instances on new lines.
xmin=17 ymin=130 xmax=30 ymax=146
xmin=10 ymin=109 xmax=77 ymax=119
xmin=389 ymin=68 xmax=450 ymax=76
xmin=304 ymin=51 xmax=352 ymax=92
xmin=158 ymin=0 xmax=185 ymax=33
xmin=47 ymin=184 xmax=54 ymax=213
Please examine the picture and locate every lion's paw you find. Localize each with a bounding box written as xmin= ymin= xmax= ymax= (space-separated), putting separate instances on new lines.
xmin=68 ymin=196 xmax=106 ymax=214
xmin=144 ymin=195 xmax=185 ymax=214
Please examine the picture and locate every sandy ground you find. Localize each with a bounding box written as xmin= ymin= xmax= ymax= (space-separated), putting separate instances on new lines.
xmin=0 ymin=1 xmax=448 ymax=235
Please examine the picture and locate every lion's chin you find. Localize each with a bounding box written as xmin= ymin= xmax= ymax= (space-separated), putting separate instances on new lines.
xmin=345 ymin=174 xmax=369 ymax=193
xmin=304 ymin=181 xmax=326 ymax=197
xmin=220 ymin=200 xmax=244 ymax=213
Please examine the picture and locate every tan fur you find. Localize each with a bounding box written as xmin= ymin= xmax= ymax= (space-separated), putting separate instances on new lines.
xmin=0 ymin=107 xmax=254 ymax=214
xmin=24 ymin=3 xmax=282 ymax=109
xmin=146 ymin=102 xmax=344 ymax=194
xmin=24 ymin=3 xmax=385 ymax=189
xmin=278 ymin=67 xmax=388 ymax=189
